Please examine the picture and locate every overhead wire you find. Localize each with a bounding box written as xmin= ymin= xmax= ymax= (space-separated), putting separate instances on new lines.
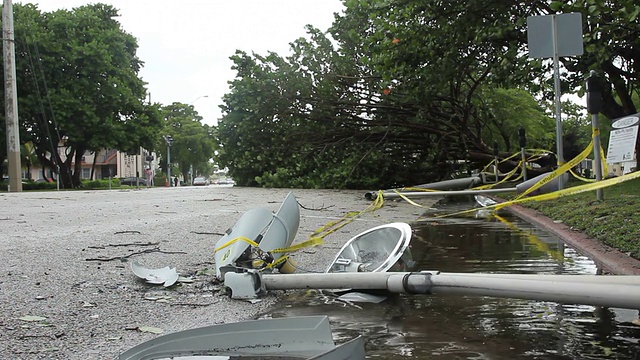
xmin=20 ymin=24 xmax=65 ymax=184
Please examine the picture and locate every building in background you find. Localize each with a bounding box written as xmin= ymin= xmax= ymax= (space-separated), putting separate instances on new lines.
xmin=23 ymin=147 xmax=158 ymax=182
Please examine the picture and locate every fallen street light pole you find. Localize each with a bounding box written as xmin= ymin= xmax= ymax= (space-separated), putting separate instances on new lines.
xmin=371 ymin=187 xmax=517 ymax=200
xmin=225 ymin=271 xmax=640 ymax=310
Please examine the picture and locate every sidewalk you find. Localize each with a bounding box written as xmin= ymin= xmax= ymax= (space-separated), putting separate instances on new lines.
xmin=0 ymin=186 xmax=434 ymax=359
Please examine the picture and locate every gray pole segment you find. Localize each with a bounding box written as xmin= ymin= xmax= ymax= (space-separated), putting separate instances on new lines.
xmin=3 ymin=0 xmax=22 ymax=192
xmin=167 ymin=143 xmax=171 ymax=186
xmin=587 ymin=70 xmax=604 ymax=201
xmin=261 ymin=272 xmax=640 ymax=309
xmin=427 ymin=272 xmax=640 ymax=284
xmin=135 ymin=149 xmax=139 ymax=188
xmin=520 ymin=148 xmax=527 ymax=181
xmin=408 ymin=273 xmax=640 ymax=309
xmin=552 ymin=15 xmax=565 ymax=188
xmin=164 ymin=135 xmax=173 ymax=186
xmin=592 ymin=112 xmax=604 ymax=200
xmin=376 ymin=187 xmax=517 ymax=199
xmin=263 ymin=272 xmax=396 ymax=291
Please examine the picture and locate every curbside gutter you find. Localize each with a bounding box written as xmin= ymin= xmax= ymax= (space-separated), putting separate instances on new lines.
xmin=507 ymin=204 xmax=640 ymax=275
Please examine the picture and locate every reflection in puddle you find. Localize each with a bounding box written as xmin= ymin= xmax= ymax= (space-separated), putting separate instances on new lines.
xmin=264 ymin=200 xmax=640 ymax=359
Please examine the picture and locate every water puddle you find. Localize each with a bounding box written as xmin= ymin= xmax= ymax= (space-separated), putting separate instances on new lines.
xmin=263 ymin=199 xmax=640 ymax=359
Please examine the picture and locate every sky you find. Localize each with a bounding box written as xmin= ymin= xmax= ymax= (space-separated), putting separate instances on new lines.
xmin=17 ymin=0 xmax=345 ymax=126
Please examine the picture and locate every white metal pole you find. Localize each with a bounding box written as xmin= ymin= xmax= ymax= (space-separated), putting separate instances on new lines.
xmin=413 ymin=273 xmax=640 ymax=309
xmin=430 ymin=272 xmax=640 ymax=284
xmin=261 ymin=272 xmax=640 ymax=309
xmin=378 ymin=187 xmax=517 ymax=199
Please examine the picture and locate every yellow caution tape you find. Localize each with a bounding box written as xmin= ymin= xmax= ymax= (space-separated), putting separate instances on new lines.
xmin=214 ymin=236 xmax=260 ymax=254
xmin=570 ymin=168 xmax=596 ymax=182
xmin=494 ymin=170 xmax=640 ymax=210
xmin=500 ymin=151 xmax=522 ymax=163
xmin=473 ymin=162 xmax=522 ymax=190
xmin=265 ymin=190 xmax=384 ymax=267
xmin=512 ymin=140 xmax=594 ymax=200
xmin=600 ymin=144 xmax=608 ymax=176
xmin=392 ymin=190 xmax=431 ymax=207
xmin=263 ymin=255 xmax=289 ymax=270
xmin=270 ymin=236 xmax=325 ymax=254
xmin=568 ymin=129 xmax=609 ymax=183
xmin=399 ymin=187 xmax=440 ymax=192
xmin=475 ymin=148 xmax=555 ymax=191
xmin=438 ymin=170 xmax=640 ymax=217
xmin=478 ymin=157 xmax=497 ymax=175
xmin=214 ymin=191 xmax=386 ymax=271
xmin=309 ymin=190 xmax=384 ymax=240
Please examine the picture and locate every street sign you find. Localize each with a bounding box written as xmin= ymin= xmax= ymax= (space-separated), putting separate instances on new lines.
xmin=527 ymin=13 xmax=584 ymax=58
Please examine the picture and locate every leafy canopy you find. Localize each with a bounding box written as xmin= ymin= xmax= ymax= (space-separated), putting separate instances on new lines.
xmin=0 ymin=3 xmax=160 ymax=187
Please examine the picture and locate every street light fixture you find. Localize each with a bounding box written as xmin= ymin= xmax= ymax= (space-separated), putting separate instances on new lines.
xmin=189 ymin=95 xmax=208 ymax=105
xmin=163 ymin=135 xmax=173 ymax=186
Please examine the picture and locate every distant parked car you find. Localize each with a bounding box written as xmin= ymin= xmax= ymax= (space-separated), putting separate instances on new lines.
xmin=217 ymin=178 xmax=235 ymax=185
xmin=192 ymin=176 xmax=209 ymax=186
xmin=2 ymin=176 xmax=29 ymax=184
xmin=120 ymin=177 xmax=146 ymax=186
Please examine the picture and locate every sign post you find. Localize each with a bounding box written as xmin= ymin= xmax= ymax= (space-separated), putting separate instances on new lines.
xmin=586 ymin=71 xmax=604 ymax=200
xmin=527 ymin=13 xmax=583 ymax=189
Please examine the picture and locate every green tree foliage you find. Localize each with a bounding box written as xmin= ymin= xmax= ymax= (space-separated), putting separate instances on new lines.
xmin=480 ymin=88 xmax=556 ymax=153
xmin=218 ymin=28 xmax=426 ymax=189
xmin=549 ymin=0 xmax=639 ymax=118
xmin=215 ymin=0 xmax=639 ymax=189
xmin=218 ymin=3 xmax=557 ymax=188
xmin=159 ymin=103 xmax=216 ymax=180
xmin=0 ymin=3 xmax=160 ymax=187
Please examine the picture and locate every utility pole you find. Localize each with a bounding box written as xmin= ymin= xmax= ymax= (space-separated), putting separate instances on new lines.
xmin=3 ymin=0 xmax=22 ymax=192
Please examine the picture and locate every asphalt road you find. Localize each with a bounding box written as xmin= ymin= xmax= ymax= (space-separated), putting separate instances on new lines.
xmin=3 ymin=185 xmax=637 ymax=359
xmin=0 ymin=186 xmax=433 ymax=359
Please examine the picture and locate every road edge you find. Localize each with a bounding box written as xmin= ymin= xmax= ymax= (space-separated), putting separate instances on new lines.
xmin=507 ymin=204 xmax=640 ymax=275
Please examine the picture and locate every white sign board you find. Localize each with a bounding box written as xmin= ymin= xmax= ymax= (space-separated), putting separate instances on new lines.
xmin=606 ymin=125 xmax=638 ymax=163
